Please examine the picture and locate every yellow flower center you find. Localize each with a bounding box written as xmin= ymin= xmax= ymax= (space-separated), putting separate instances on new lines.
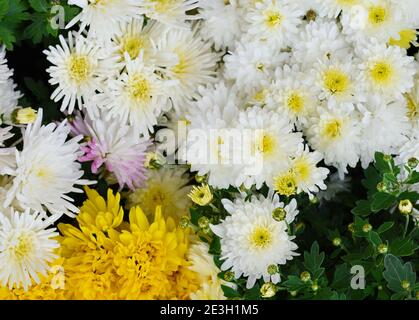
xmin=127 ymin=74 xmax=151 ymax=103
xmin=121 ymin=36 xmax=144 ymax=60
xmin=274 ymin=172 xmax=296 ymax=197
xmin=265 ymin=10 xmax=283 ymax=28
xmin=322 ymin=119 xmax=343 ymax=139
xmin=259 ymin=134 xmax=276 ymax=156
xmin=155 ymin=0 xmax=174 ymax=13
xmin=368 ymin=6 xmax=388 ymax=26
xmin=12 ymin=235 xmax=34 ymax=260
xmin=253 ymin=89 xmax=267 ymax=103
xmin=337 ymin=0 xmax=358 ymax=5
xmin=370 ymin=61 xmax=393 ymax=85
xmin=293 ymin=158 xmax=311 ymax=182
xmin=323 ymin=69 xmax=350 ymax=95
xmin=68 ymin=55 xmax=90 ymax=84
xmin=250 ymin=227 xmax=273 ymax=249
xmin=287 ymin=91 xmax=305 ymax=113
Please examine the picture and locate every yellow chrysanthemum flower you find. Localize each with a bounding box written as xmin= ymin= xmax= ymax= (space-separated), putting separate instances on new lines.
xmin=58 ymin=187 xmax=199 ymax=300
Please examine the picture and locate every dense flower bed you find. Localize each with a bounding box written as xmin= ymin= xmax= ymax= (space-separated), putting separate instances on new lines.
xmin=0 ymin=0 xmax=418 ymax=300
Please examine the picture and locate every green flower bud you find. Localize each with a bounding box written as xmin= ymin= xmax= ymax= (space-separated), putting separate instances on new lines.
xmin=362 ymin=223 xmax=372 ymax=233
xmin=272 ymin=207 xmax=286 ymax=221
xmin=399 ymin=199 xmax=413 ymax=215
xmin=377 ymin=244 xmax=388 ymax=254
xmin=401 ymin=280 xmax=410 ymax=291
xmin=300 ymin=271 xmax=311 ymax=282
xmin=224 ymin=271 xmax=235 ymax=282
xmin=332 ymin=237 xmax=341 ymax=247
xmin=267 ymin=264 xmax=279 ymax=275
xmin=198 ymin=216 xmax=210 ymax=229
xmin=260 ymin=282 xmax=277 ymax=298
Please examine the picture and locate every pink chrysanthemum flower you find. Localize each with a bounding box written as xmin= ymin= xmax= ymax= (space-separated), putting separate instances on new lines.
xmin=72 ymin=112 xmax=151 ymax=190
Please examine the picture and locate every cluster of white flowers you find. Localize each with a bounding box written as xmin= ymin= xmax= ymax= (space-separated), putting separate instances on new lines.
xmin=0 ymin=0 xmax=418 ymax=296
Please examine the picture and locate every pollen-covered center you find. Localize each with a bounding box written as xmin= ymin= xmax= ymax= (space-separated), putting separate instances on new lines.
xmin=323 ymin=69 xmax=350 ymax=95
xmin=68 ymin=55 xmax=90 ymax=84
xmin=368 ymin=6 xmax=388 ymax=26
xmin=265 ymin=10 xmax=283 ymax=28
xmin=10 ymin=234 xmax=34 ymax=261
xmin=322 ymin=119 xmax=343 ymax=139
xmin=250 ymin=226 xmax=273 ymax=249
xmin=259 ymin=134 xmax=276 ymax=156
xmin=405 ymin=93 xmax=418 ymax=120
xmin=121 ymin=36 xmax=144 ymax=60
xmin=287 ymin=91 xmax=305 ymax=113
xmin=370 ymin=61 xmax=393 ymax=85
xmin=127 ymin=74 xmax=151 ymax=103
xmin=293 ymin=158 xmax=311 ymax=182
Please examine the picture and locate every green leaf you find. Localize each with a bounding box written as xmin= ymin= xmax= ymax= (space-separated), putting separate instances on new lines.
xmin=368 ymin=231 xmax=382 ymax=247
xmin=244 ymin=283 xmax=261 ymax=300
xmin=0 ymin=0 xmax=9 ymax=19
xmin=331 ymin=263 xmax=351 ymax=290
xmin=371 ymin=192 xmax=396 ymax=212
xmin=303 ymin=241 xmax=325 ymax=279
xmin=362 ymin=166 xmax=381 ymax=195
xmin=283 ymin=275 xmax=306 ymax=291
xmin=0 ymin=25 xmax=15 ymax=49
xmin=374 ymin=152 xmax=392 ymax=174
xmin=383 ymin=173 xmax=397 ymax=184
xmin=398 ymin=191 xmax=419 ymax=203
xmin=377 ymin=221 xmax=394 ymax=234
xmin=23 ymin=13 xmax=48 ymax=44
xmin=28 ymin=0 xmax=49 ymax=12
xmin=221 ymin=285 xmax=241 ymax=299
xmin=209 ymin=236 xmax=221 ymax=255
xmin=389 ymin=237 xmax=418 ymax=257
xmin=352 ymin=199 xmax=372 ymax=216
xmin=405 ymin=171 xmax=419 ymax=184
xmin=383 ymin=255 xmax=416 ymax=293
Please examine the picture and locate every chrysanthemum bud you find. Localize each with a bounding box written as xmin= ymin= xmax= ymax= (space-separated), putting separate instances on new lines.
xmin=260 ymin=282 xmax=277 ymax=298
xmin=272 ymin=207 xmax=286 ymax=221
xmin=300 ymin=271 xmax=311 ymax=282
xmin=144 ymin=152 xmax=165 ymax=169
xmin=401 ymin=280 xmax=410 ymax=291
xmin=399 ymin=199 xmax=413 ymax=215
xmin=383 ymin=154 xmax=392 ymax=162
xmin=311 ymin=282 xmax=319 ymax=291
xmin=310 ymin=196 xmax=319 ymax=204
xmin=332 ymin=237 xmax=341 ymax=247
xmin=362 ymin=223 xmax=372 ymax=233
xmin=290 ymin=290 xmax=297 ymax=297
xmin=305 ymin=9 xmax=317 ymax=22
xmin=378 ymin=244 xmax=388 ymax=254
xmin=348 ymin=223 xmax=355 ymax=233
xmin=407 ymin=157 xmax=418 ymax=169
xmin=267 ymin=264 xmax=279 ymax=275
xmin=195 ymin=174 xmax=207 ymax=184
xmin=11 ymin=107 xmax=37 ymax=124
xmin=198 ymin=216 xmax=210 ymax=229
xmin=179 ymin=216 xmax=190 ymax=229
xmin=376 ymin=182 xmax=386 ymax=192
xmin=224 ymin=271 xmax=235 ymax=282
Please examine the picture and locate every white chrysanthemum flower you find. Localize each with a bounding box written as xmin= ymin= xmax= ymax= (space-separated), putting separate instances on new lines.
xmin=44 ymin=32 xmax=118 ymax=115
xmin=293 ymin=19 xmax=351 ymax=68
xmin=4 ymin=109 xmax=89 ymax=218
xmin=341 ymin=0 xmax=408 ymax=43
xmin=98 ymin=54 xmax=173 ymax=137
xmin=244 ymin=0 xmax=304 ymax=49
xmin=211 ymin=193 xmax=299 ymax=289
xmin=306 ymin=104 xmax=362 ymax=177
xmin=309 ymin=57 xmax=359 ymax=107
xmin=0 ymin=127 xmax=13 ymax=147
xmin=111 ymin=18 xmax=169 ymax=66
xmin=286 ymin=145 xmax=329 ymax=197
xmin=188 ymin=242 xmax=232 ymax=300
xmin=198 ymin=0 xmax=242 ymax=50
xmin=267 ymin=64 xmax=317 ymax=125
xmin=224 ymin=41 xmax=288 ymax=90
xmin=155 ymin=26 xmax=221 ymax=109
xmin=0 ymin=46 xmax=13 ymax=84
xmin=0 ymin=127 xmax=16 ymax=176
xmin=181 ymin=82 xmax=242 ymax=188
xmin=67 ymin=0 xmax=143 ymax=40
xmin=358 ymin=95 xmax=411 ymax=168
xmin=125 ymin=166 xmax=192 ymax=219
xmin=0 ymin=209 xmax=59 ymax=290
xmin=316 ymin=0 xmax=361 ymax=18
xmin=0 ymin=79 xmax=21 ymax=119
xmin=355 ymin=41 xmax=415 ymax=100
xmin=139 ymin=0 xmax=199 ymax=27
xmin=236 ymin=106 xmax=304 ymax=189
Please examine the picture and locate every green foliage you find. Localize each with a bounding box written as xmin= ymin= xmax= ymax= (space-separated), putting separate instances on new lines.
xmin=0 ymin=0 xmax=80 ymax=49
